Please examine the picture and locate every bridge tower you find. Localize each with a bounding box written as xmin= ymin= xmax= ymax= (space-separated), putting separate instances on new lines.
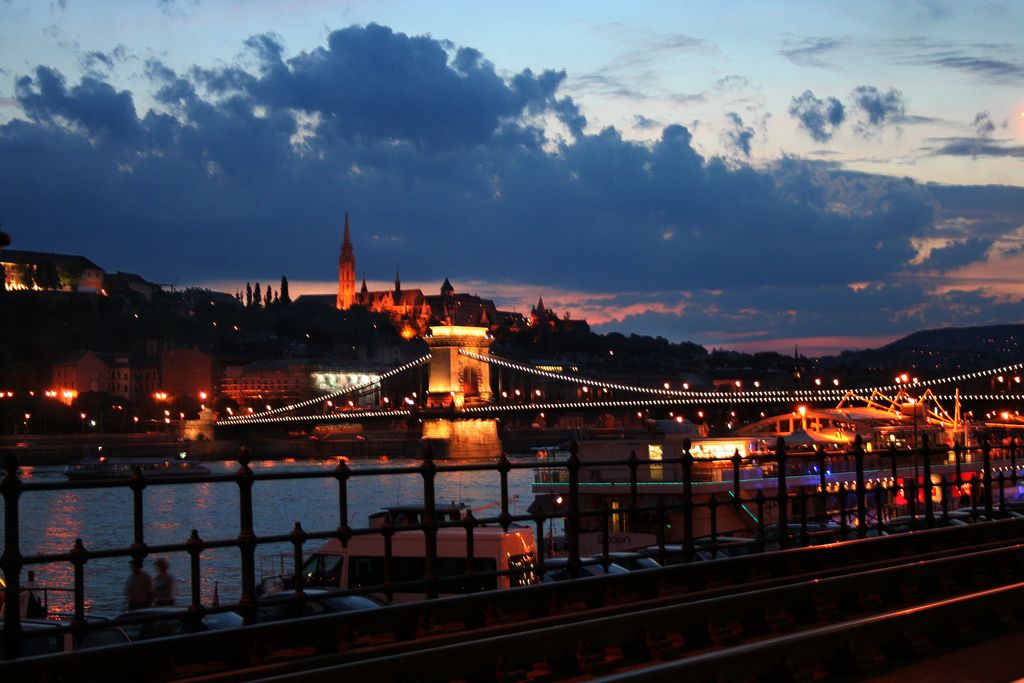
xmin=423 ymin=325 xmax=494 ymax=409
xmin=422 ymin=325 xmax=499 ymax=457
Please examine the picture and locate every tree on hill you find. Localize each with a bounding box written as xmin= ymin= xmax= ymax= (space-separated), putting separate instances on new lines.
xmin=253 ymin=282 xmax=262 ymax=308
xmin=280 ymin=276 xmax=291 ymax=304
xmin=245 ymin=282 xmax=252 ymax=308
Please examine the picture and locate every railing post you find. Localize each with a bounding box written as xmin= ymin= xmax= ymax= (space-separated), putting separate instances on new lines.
xmin=335 ymin=457 xmax=353 ymax=551
xmin=708 ymin=495 xmax=719 ymax=546
xmin=235 ymin=447 xmax=257 ymax=622
xmin=775 ymin=437 xmax=789 ymax=550
xmin=998 ymin=472 xmax=1006 ymax=515
xmin=838 ymin=483 xmax=849 ymax=540
xmin=798 ymin=488 xmax=809 ymax=543
xmin=953 ymin=440 xmax=963 ymax=486
xmin=939 ymin=476 xmax=950 ymax=523
xmin=732 ymin=450 xmax=743 ymax=509
xmin=186 ymin=529 xmax=203 ymax=612
xmin=854 ymin=436 xmax=866 ymax=538
xmin=970 ymin=473 xmax=979 ymax=518
xmin=1011 ymin=439 xmax=1019 ymax=486
xmin=70 ymin=538 xmax=87 ymax=645
xmin=129 ymin=466 xmax=148 ymax=564
xmin=816 ymin=446 xmax=829 ymax=525
xmin=628 ymin=450 xmax=639 ymax=531
xmin=497 ymin=453 xmax=512 ymax=532
xmin=889 ymin=443 xmax=898 ymax=482
xmin=2 ymin=452 xmax=23 ymax=660
xmin=566 ymin=441 xmax=581 ymax=577
xmin=655 ymin=497 xmax=667 ymax=565
xmin=290 ymin=522 xmax=307 ymax=594
xmin=462 ymin=510 xmax=477 ymax=583
xmin=875 ymin=481 xmax=886 ymax=535
xmin=921 ymin=435 xmax=934 ymax=528
xmin=599 ymin=501 xmax=611 ymax=567
xmin=754 ymin=490 xmax=766 ymax=551
xmin=421 ymin=442 xmax=439 ymax=599
xmin=907 ymin=478 xmax=917 ymax=529
xmin=682 ymin=438 xmax=694 ymax=563
xmin=982 ymin=435 xmax=994 ymax=520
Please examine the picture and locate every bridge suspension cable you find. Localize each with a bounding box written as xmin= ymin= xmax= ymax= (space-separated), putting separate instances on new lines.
xmin=219 ymin=354 xmax=430 ymax=425
xmin=460 ymin=350 xmax=1024 ymax=404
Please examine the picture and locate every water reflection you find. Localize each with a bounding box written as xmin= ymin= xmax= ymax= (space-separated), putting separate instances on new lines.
xmin=4 ymin=455 xmax=540 ymax=616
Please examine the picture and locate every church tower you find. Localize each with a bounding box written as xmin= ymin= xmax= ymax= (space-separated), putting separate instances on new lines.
xmin=336 ymin=213 xmax=356 ymax=310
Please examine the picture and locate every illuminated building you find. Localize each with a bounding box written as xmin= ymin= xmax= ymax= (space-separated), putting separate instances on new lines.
xmin=301 ymin=214 xmax=584 ymax=336
xmin=1 ymin=249 xmax=105 ymax=292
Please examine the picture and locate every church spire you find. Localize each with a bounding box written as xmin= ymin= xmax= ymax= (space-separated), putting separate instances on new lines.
xmin=336 ymin=212 xmax=356 ymax=310
xmin=395 ymin=265 xmax=401 ymax=294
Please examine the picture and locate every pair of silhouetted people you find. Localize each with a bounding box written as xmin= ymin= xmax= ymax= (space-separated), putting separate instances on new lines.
xmin=124 ymin=557 xmax=175 ymax=610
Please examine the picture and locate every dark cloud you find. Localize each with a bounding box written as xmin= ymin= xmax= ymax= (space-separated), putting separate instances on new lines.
xmin=197 ymin=24 xmax=581 ymax=148
xmin=779 ymin=36 xmax=846 ymax=69
xmin=918 ymin=237 xmax=993 ymax=272
xmin=14 ymin=66 xmax=140 ymax=141
xmin=923 ymin=136 xmax=1024 ymax=158
xmin=632 ymin=114 xmax=660 ymax=130
xmin=916 ymin=54 xmax=1024 ymax=83
xmin=788 ymin=90 xmax=845 ymax=142
xmin=1 ymin=23 xmax=1021 ymax=351
xmin=713 ymin=75 xmax=750 ymax=91
xmin=850 ymin=86 xmax=905 ymax=136
xmin=973 ymin=111 xmax=996 ymax=137
xmin=722 ymin=112 xmax=754 ymax=157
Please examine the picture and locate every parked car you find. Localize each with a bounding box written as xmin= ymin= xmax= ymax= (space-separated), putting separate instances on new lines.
xmin=760 ymin=522 xmax=842 ymax=548
xmin=254 ymin=589 xmax=382 ymax=624
xmin=882 ymin=515 xmax=968 ymax=534
xmin=0 ymin=618 xmax=128 ymax=657
xmin=541 ymin=557 xmax=629 ymax=582
xmin=115 ymin=607 xmax=243 ymax=641
xmin=646 ymin=537 xmax=761 ymax=564
xmin=586 ymin=552 xmax=662 ymax=571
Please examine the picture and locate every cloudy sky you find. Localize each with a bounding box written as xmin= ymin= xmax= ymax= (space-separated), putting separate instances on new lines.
xmin=1 ymin=1 xmax=1022 ymax=355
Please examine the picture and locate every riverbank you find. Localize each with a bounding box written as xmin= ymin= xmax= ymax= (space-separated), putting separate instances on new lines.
xmin=0 ymin=428 xmax=600 ymax=465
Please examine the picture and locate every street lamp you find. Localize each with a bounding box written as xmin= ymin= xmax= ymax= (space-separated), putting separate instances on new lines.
xmin=80 ymin=412 xmax=86 ymax=434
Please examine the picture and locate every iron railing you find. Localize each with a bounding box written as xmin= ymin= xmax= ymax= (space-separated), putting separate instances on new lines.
xmin=0 ymin=435 xmax=1017 ymax=660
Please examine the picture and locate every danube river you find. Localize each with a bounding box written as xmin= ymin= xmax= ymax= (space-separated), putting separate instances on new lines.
xmin=3 ymin=455 xmax=543 ymax=616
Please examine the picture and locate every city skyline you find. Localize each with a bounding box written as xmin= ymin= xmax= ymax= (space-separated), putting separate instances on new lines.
xmin=1 ymin=1 xmax=1023 ymax=355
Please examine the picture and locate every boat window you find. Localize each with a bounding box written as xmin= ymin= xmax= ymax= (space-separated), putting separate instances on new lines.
xmin=348 ymin=556 xmax=500 ymax=593
xmin=508 ymin=552 xmax=539 ymax=587
xmin=301 ymin=554 xmax=343 ymax=587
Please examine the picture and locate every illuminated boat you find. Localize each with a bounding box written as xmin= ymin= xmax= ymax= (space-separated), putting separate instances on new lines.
xmin=63 ymin=449 xmax=211 ymax=480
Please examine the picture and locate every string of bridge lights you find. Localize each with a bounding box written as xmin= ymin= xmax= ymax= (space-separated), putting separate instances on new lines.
xmin=219 ymin=354 xmax=431 ymax=425
xmin=220 ymin=351 xmax=1022 ymax=426
xmin=222 ymin=408 xmax=414 ymax=426
xmin=460 ymin=350 xmax=1024 ymax=403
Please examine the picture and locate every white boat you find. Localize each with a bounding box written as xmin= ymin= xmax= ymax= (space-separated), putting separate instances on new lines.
xmin=63 ymin=449 xmax=211 ymax=480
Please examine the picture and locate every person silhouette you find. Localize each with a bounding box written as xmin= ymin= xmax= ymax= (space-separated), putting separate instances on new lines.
xmin=124 ymin=559 xmax=153 ymax=610
xmin=153 ymin=557 xmax=175 ymax=606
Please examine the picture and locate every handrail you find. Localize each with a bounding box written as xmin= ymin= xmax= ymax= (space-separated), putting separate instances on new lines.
xmin=1 ymin=435 xmax=1018 ymax=661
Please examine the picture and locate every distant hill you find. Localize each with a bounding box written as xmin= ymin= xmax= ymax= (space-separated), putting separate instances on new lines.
xmin=826 ymin=324 xmax=1024 ymax=373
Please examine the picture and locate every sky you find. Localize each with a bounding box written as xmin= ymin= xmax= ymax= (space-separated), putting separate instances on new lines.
xmin=1 ymin=1 xmax=1022 ymax=356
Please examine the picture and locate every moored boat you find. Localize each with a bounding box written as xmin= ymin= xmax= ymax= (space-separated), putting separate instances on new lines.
xmin=63 ymin=448 xmax=211 ymax=480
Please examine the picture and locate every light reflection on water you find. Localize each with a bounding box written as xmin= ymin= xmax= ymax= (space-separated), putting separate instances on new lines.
xmin=3 ymin=456 xmax=540 ymax=616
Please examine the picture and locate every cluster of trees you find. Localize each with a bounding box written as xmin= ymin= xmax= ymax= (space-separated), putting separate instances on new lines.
xmin=236 ymin=276 xmax=291 ymax=308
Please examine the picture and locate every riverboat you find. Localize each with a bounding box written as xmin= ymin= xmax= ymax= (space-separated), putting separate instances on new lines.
xmin=530 ymin=424 xmax=1006 ymax=555
xmin=63 ymin=449 xmax=211 ymax=480
xmin=260 ymin=504 xmax=539 ymax=602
